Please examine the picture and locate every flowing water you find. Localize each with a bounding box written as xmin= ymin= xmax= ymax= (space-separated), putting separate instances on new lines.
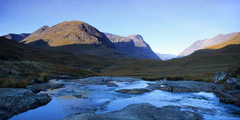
xmin=10 ymin=77 xmax=240 ymax=120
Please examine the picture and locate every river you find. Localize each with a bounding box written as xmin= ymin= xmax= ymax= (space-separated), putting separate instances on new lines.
xmin=10 ymin=76 xmax=240 ymax=120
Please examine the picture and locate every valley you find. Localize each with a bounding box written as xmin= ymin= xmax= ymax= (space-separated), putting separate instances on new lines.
xmin=1 ymin=20 xmax=240 ymax=120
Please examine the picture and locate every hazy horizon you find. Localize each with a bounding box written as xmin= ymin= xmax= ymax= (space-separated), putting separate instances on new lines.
xmin=0 ymin=0 xmax=239 ymax=54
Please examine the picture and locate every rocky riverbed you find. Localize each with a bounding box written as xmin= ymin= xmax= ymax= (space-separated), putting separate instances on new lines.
xmin=4 ymin=76 xmax=240 ymax=120
xmin=0 ymin=88 xmax=51 ymax=120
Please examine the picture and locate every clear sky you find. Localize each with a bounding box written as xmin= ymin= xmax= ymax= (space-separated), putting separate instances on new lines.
xmin=0 ymin=0 xmax=239 ymax=55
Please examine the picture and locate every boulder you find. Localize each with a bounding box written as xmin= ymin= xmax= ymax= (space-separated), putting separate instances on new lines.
xmin=0 ymin=88 xmax=51 ymax=120
xmin=147 ymin=80 xmax=223 ymax=92
xmin=63 ymin=103 xmax=203 ymax=120
xmin=226 ymin=77 xmax=240 ymax=89
xmin=216 ymin=91 xmax=240 ymax=107
xmin=27 ymin=82 xmax=64 ymax=93
xmin=213 ymin=72 xmax=228 ymax=83
xmin=115 ymin=88 xmax=151 ymax=94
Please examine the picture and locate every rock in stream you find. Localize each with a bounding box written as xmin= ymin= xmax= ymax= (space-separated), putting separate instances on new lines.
xmin=0 ymin=88 xmax=51 ymax=120
xmin=63 ymin=103 xmax=203 ymax=120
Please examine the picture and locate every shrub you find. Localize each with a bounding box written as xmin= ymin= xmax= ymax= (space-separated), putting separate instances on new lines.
xmin=34 ymin=73 xmax=49 ymax=83
xmin=0 ymin=78 xmax=30 ymax=88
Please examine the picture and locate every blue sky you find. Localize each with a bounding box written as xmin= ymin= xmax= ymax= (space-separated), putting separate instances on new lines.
xmin=0 ymin=0 xmax=239 ymax=54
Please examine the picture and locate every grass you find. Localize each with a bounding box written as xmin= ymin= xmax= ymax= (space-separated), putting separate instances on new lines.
xmin=1 ymin=36 xmax=240 ymax=88
xmin=0 ymin=78 xmax=31 ymax=88
xmin=140 ymin=74 xmax=213 ymax=83
xmin=0 ymin=60 xmax=97 ymax=88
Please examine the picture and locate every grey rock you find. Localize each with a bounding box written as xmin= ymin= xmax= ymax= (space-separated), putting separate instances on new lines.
xmin=213 ymin=72 xmax=228 ymax=83
xmin=226 ymin=77 xmax=240 ymax=84
xmin=0 ymin=88 xmax=51 ymax=120
xmin=147 ymin=80 xmax=223 ymax=92
xmin=224 ymin=77 xmax=240 ymax=90
xmin=215 ymin=92 xmax=240 ymax=107
xmin=115 ymin=88 xmax=151 ymax=94
xmin=106 ymin=82 xmax=119 ymax=87
xmin=74 ymin=77 xmax=140 ymax=86
xmin=63 ymin=103 xmax=203 ymax=120
xmin=226 ymin=89 xmax=240 ymax=94
xmin=27 ymin=82 xmax=64 ymax=93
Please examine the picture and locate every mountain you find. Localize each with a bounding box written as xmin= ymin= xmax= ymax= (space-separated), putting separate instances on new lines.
xmin=104 ymin=33 xmax=160 ymax=59
xmin=21 ymin=21 xmax=115 ymax=48
xmin=206 ymin=33 xmax=240 ymax=49
xmin=178 ymin=32 xmax=239 ymax=57
xmin=2 ymin=33 xmax=30 ymax=42
xmin=155 ymin=53 xmax=176 ymax=60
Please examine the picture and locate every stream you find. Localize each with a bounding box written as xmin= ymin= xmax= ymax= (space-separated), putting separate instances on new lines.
xmin=10 ymin=77 xmax=240 ymax=120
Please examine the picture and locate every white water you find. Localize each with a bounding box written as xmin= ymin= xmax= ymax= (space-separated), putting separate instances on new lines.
xmin=10 ymin=77 xmax=240 ymax=120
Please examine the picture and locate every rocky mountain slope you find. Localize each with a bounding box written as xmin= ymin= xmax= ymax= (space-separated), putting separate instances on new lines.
xmin=21 ymin=21 xmax=115 ymax=48
xmin=104 ymin=33 xmax=160 ymax=59
xmin=206 ymin=33 xmax=240 ymax=49
xmin=155 ymin=53 xmax=176 ymax=60
xmin=178 ymin=32 xmax=239 ymax=57
xmin=2 ymin=33 xmax=30 ymax=42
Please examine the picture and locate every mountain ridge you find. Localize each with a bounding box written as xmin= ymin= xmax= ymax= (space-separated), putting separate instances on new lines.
xmin=21 ymin=21 xmax=115 ymax=48
xmin=2 ymin=33 xmax=31 ymax=42
xmin=104 ymin=32 xmax=160 ymax=59
xmin=206 ymin=33 xmax=240 ymax=49
xmin=178 ymin=32 xmax=239 ymax=57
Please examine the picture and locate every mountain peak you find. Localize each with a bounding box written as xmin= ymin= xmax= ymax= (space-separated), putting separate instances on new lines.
xmin=35 ymin=25 xmax=49 ymax=34
xmin=105 ymin=33 xmax=160 ymax=59
xmin=21 ymin=20 xmax=114 ymax=48
xmin=127 ymin=34 xmax=147 ymax=47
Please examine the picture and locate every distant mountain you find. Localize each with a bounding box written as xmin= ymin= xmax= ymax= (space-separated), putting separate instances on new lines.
xmin=206 ymin=33 xmax=240 ymax=49
xmin=21 ymin=21 xmax=115 ymax=48
xmin=104 ymin=33 xmax=160 ymax=59
xmin=2 ymin=33 xmax=30 ymax=42
xmin=155 ymin=53 xmax=176 ymax=60
xmin=178 ymin=32 xmax=239 ymax=57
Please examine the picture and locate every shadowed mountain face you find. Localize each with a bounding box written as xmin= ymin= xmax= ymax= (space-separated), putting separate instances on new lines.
xmin=2 ymin=33 xmax=30 ymax=42
xmin=21 ymin=21 xmax=115 ymax=48
xmin=104 ymin=33 xmax=160 ymax=59
xmin=178 ymin=32 xmax=239 ymax=57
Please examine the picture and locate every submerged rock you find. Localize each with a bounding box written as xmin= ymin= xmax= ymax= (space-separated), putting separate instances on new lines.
xmin=63 ymin=103 xmax=203 ymax=120
xmin=115 ymin=88 xmax=151 ymax=94
xmin=0 ymin=88 xmax=51 ymax=120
